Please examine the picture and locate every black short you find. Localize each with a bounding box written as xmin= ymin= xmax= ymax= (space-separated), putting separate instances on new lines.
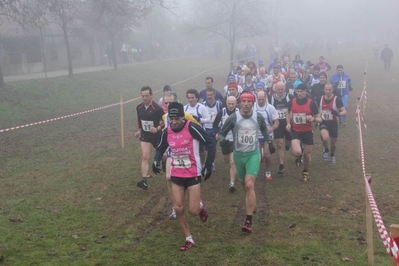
xmin=140 ymin=133 xmax=161 ymax=148
xmin=291 ymin=130 xmax=313 ymax=145
xmin=171 ymin=176 xmax=201 ymax=189
xmin=319 ymin=121 xmax=338 ymax=138
xmin=273 ymin=120 xmax=291 ymax=141
xmin=221 ymin=141 xmax=234 ymax=155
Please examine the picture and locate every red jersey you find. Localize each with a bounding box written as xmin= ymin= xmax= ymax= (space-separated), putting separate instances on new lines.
xmin=291 ymin=98 xmax=312 ymax=132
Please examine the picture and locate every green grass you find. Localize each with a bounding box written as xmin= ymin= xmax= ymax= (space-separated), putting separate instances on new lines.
xmin=0 ymin=51 xmax=398 ymax=265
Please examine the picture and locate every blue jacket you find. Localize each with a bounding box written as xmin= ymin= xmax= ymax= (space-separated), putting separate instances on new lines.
xmin=330 ymin=73 xmax=352 ymax=97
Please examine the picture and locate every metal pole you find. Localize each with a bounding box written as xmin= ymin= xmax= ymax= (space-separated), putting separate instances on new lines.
xmin=40 ymin=27 xmax=47 ymax=77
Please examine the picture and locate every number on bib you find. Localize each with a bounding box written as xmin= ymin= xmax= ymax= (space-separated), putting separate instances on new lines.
xmin=277 ymin=109 xmax=287 ymax=119
xmin=238 ymin=129 xmax=256 ymax=145
xmin=337 ymin=81 xmax=346 ymax=89
xmin=322 ymin=110 xmax=333 ymax=121
xmin=293 ymin=113 xmax=306 ymax=124
xmin=172 ymin=155 xmax=191 ymax=168
xmin=141 ymin=120 xmax=154 ymax=132
xmin=209 ymin=112 xmax=216 ymax=123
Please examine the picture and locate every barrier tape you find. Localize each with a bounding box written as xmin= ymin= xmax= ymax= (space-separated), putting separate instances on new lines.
xmin=1 ymin=55 xmax=252 ymax=134
xmin=357 ymin=64 xmax=399 ymax=265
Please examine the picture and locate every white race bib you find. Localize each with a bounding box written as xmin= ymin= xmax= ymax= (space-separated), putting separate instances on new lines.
xmin=141 ymin=120 xmax=154 ymax=132
xmin=172 ymin=155 xmax=191 ymax=168
xmin=289 ymin=88 xmax=294 ymax=95
xmin=322 ymin=110 xmax=333 ymax=121
xmin=277 ymin=109 xmax=287 ymax=119
xmin=238 ymin=129 xmax=256 ymax=145
xmin=209 ymin=112 xmax=216 ymax=123
xmin=337 ymin=81 xmax=346 ymax=89
xmin=293 ymin=113 xmax=306 ymax=124
xmin=221 ymin=116 xmax=228 ymax=125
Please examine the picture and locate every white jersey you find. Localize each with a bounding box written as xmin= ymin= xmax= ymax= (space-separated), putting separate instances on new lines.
xmin=221 ymin=107 xmax=238 ymax=141
xmin=184 ymin=103 xmax=211 ymax=126
xmin=254 ymin=102 xmax=278 ymax=140
xmin=202 ymin=101 xmax=223 ymax=129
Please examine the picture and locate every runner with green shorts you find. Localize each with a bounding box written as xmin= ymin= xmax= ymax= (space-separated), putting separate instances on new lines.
xmin=218 ymin=92 xmax=270 ymax=233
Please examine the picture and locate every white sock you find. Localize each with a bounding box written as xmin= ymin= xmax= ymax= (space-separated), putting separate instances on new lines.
xmin=199 ymin=201 xmax=203 ymax=210
xmin=186 ymin=235 xmax=194 ymax=243
xmin=230 ymin=181 xmax=234 ymax=186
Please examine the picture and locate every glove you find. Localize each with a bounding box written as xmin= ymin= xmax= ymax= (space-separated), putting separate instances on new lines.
xmin=349 ymin=86 xmax=353 ymax=91
xmin=201 ymin=164 xmax=212 ymax=180
xmin=192 ymin=115 xmax=201 ymax=123
xmin=268 ymin=141 xmax=276 ymax=154
xmin=331 ymin=110 xmax=339 ymax=116
xmin=152 ymin=161 xmax=161 ymax=175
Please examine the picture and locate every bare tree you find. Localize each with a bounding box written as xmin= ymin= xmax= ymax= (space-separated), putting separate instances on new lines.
xmin=188 ymin=0 xmax=268 ymax=70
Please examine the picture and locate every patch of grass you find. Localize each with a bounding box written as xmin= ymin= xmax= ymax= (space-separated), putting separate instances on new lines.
xmin=0 ymin=52 xmax=398 ymax=265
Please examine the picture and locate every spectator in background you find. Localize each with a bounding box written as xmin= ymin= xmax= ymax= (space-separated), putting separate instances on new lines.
xmin=380 ymin=44 xmax=394 ymax=71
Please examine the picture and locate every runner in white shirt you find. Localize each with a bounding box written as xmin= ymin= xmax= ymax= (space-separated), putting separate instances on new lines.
xmin=184 ymin=89 xmax=211 ymax=165
xmin=254 ymin=90 xmax=279 ymax=180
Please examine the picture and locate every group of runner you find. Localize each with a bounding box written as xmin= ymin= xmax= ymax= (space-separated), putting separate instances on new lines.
xmin=133 ymin=54 xmax=352 ymax=251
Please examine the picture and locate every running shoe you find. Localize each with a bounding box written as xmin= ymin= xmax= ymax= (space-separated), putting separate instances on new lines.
xmin=136 ymin=180 xmax=148 ymax=190
xmin=211 ymin=163 xmax=215 ymax=172
xmin=342 ymin=121 xmax=347 ymax=126
xmin=295 ymin=156 xmax=302 ymax=167
xmin=322 ymin=152 xmax=329 ymax=161
xmin=265 ymin=171 xmax=272 ymax=181
xmin=331 ymin=156 xmax=336 ymax=164
xmin=302 ymin=171 xmax=309 ymax=182
xmin=278 ymin=165 xmax=285 ymax=174
xmin=180 ymin=240 xmax=195 ymax=251
xmin=199 ymin=200 xmax=208 ymax=222
xmin=242 ymin=220 xmax=252 ymax=233
xmin=169 ymin=208 xmax=176 ymax=220
xmin=229 ymin=183 xmax=236 ymax=193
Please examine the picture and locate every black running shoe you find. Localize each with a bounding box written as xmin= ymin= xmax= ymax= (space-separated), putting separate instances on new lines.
xmin=277 ymin=165 xmax=285 ymax=174
xmin=137 ymin=180 xmax=148 ymax=190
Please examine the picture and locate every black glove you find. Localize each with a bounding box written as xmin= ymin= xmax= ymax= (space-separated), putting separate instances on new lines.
xmin=201 ymin=164 xmax=212 ymax=180
xmin=268 ymin=141 xmax=276 ymax=154
xmin=331 ymin=110 xmax=339 ymax=116
xmin=349 ymin=86 xmax=353 ymax=91
xmin=192 ymin=115 xmax=201 ymax=123
xmin=152 ymin=161 xmax=161 ymax=175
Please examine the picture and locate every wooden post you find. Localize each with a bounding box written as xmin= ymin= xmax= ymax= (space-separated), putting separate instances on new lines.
xmin=391 ymin=224 xmax=399 ymax=266
xmin=366 ymin=174 xmax=374 ymax=265
xmin=120 ymin=95 xmax=125 ymax=148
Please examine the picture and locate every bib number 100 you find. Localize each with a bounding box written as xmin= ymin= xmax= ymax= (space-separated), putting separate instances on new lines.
xmin=240 ymin=135 xmax=254 ymax=144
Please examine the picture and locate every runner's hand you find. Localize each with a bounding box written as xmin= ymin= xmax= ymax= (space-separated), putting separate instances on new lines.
xmin=152 ymin=161 xmax=161 ymax=175
xmin=192 ymin=115 xmax=201 ymax=123
xmin=331 ymin=110 xmax=339 ymax=116
xmin=201 ymin=164 xmax=212 ymax=180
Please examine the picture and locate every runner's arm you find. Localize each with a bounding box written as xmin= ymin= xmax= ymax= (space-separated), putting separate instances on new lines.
xmin=154 ymin=130 xmax=169 ymax=162
xmin=189 ymin=122 xmax=216 ymax=167
xmin=217 ymin=114 xmax=236 ymax=142
xmin=213 ymin=110 xmax=223 ymax=134
xmin=257 ymin=113 xmax=270 ymax=141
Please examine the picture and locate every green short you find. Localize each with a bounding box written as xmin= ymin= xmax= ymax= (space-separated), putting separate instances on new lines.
xmin=233 ymin=148 xmax=261 ymax=183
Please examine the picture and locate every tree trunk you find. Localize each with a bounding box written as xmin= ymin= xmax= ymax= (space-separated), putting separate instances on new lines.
xmin=109 ymin=32 xmax=118 ymax=71
xmin=230 ymin=40 xmax=235 ymax=71
xmin=60 ymin=8 xmax=73 ymax=78
xmin=0 ymin=64 xmax=5 ymax=89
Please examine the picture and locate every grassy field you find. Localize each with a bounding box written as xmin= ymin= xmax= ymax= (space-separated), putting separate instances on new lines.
xmin=0 ymin=50 xmax=398 ymax=265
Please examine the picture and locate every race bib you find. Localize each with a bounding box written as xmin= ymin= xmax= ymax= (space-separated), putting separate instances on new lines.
xmin=337 ymin=81 xmax=346 ymax=89
xmin=209 ymin=112 xmax=216 ymax=123
xmin=293 ymin=113 xmax=306 ymax=124
xmin=277 ymin=109 xmax=287 ymax=119
xmin=172 ymin=155 xmax=191 ymax=168
xmin=141 ymin=120 xmax=154 ymax=132
xmin=322 ymin=110 xmax=333 ymax=121
xmin=238 ymin=129 xmax=256 ymax=145
xmin=289 ymin=88 xmax=294 ymax=95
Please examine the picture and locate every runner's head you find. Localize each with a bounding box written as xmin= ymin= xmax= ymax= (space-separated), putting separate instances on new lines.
xmin=205 ymin=77 xmax=213 ymax=89
xmin=141 ymin=86 xmax=153 ymax=105
xmin=336 ymin=65 xmax=344 ymax=76
xmin=245 ymin=72 xmax=253 ymax=83
xmin=259 ymin=67 xmax=266 ymax=76
xmin=168 ymin=102 xmax=185 ymax=129
xmin=256 ymin=90 xmax=267 ymax=107
xmin=163 ymin=91 xmax=178 ymax=107
xmin=273 ymin=65 xmax=280 ymax=75
xmin=275 ymin=81 xmax=286 ymax=97
xmin=228 ymin=75 xmax=236 ymax=84
xmin=319 ymin=72 xmax=327 ymax=84
xmin=256 ymin=82 xmax=265 ymax=92
xmin=324 ymin=83 xmax=334 ymax=97
xmin=239 ymin=92 xmax=255 ymax=115
xmin=295 ymin=83 xmax=307 ymax=99
xmin=319 ymin=56 xmax=325 ymax=63
xmin=313 ymin=65 xmax=320 ymax=75
xmin=228 ymin=84 xmax=238 ymax=97
xmin=226 ymin=96 xmax=237 ymax=111
xmin=206 ymin=88 xmax=216 ymax=105
xmin=163 ymin=85 xmax=172 ymax=96
xmin=186 ymin=89 xmax=199 ymax=107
